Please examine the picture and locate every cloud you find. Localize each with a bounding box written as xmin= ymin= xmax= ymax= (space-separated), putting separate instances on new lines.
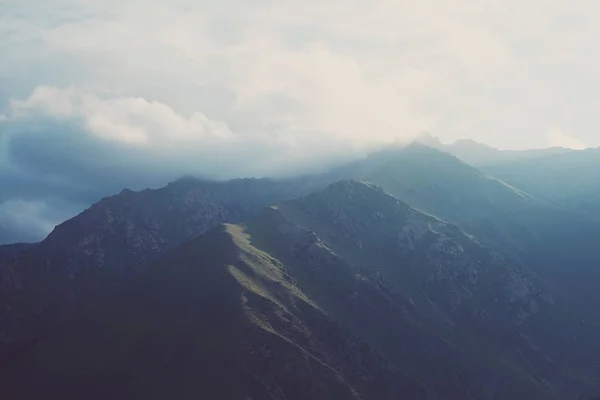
xmin=3 ymin=84 xmax=404 ymax=180
xmin=0 ymin=199 xmax=64 ymax=243
xmin=546 ymin=127 xmax=587 ymax=150
xmin=2 ymin=0 xmax=600 ymax=242
xmin=8 ymin=86 xmax=235 ymax=145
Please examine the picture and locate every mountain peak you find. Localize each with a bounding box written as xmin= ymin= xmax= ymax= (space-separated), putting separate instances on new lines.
xmin=309 ymin=180 xmax=408 ymax=213
xmin=452 ymin=138 xmax=496 ymax=151
xmin=414 ymin=133 xmax=444 ymax=149
xmin=321 ymin=179 xmax=382 ymax=195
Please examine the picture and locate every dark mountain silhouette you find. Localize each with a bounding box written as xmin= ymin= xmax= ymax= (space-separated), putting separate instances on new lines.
xmin=0 ymin=178 xmax=314 ymax=361
xmin=5 ymin=181 xmax=599 ymax=399
xmin=2 ymin=145 xmax=600 ymax=399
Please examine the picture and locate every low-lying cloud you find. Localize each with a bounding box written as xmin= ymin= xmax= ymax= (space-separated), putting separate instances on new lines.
xmin=1 ymin=82 xmax=421 ymax=244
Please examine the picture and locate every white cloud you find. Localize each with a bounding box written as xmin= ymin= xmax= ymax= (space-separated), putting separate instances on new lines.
xmin=2 ymin=85 xmax=392 ymax=181
xmin=546 ymin=127 xmax=587 ymax=150
xmin=0 ymin=0 xmax=522 ymax=148
xmin=8 ymin=86 xmax=235 ymax=145
xmin=2 ymin=0 xmax=594 ymax=150
xmin=3 ymin=1 xmax=600 ymax=152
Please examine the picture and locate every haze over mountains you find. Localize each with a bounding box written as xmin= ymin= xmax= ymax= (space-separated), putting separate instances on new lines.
xmin=2 ymin=141 xmax=600 ymax=399
xmin=417 ymin=135 xmax=578 ymax=167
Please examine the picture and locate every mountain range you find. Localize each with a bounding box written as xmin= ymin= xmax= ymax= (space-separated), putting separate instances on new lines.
xmin=416 ymin=135 xmax=576 ymax=167
xmin=2 ymin=141 xmax=600 ymax=399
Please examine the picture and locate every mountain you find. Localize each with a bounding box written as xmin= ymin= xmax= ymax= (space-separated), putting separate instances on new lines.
xmin=0 ymin=177 xmax=316 ymax=361
xmin=416 ymin=135 xmax=574 ymax=167
xmin=447 ymin=140 xmax=573 ymax=167
xmin=479 ymin=148 xmax=600 ymax=303
xmin=332 ymin=143 xmax=537 ymax=224
xmin=317 ymin=144 xmax=600 ymax=310
xmin=2 ymin=221 xmax=428 ymax=400
xmin=3 ymin=145 xmax=600 ymax=399
xmin=2 ymin=143 xmax=599 ymax=366
xmin=262 ymin=181 xmax=599 ymax=398
xmin=482 ymin=147 xmax=600 ymax=215
xmin=326 ymin=144 xmax=559 ymax=257
xmin=6 ymin=181 xmax=599 ymax=399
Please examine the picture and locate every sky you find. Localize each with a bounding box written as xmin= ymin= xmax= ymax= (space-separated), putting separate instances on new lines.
xmin=1 ymin=0 xmax=600 ymax=243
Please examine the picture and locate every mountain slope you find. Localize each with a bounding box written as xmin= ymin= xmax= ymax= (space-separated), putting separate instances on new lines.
xmin=5 ymin=181 xmax=599 ymax=399
xmin=314 ymin=144 xmax=600 ymax=312
xmin=482 ymin=147 xmax=600 ymax=215
xmin=0 ymin=177 xmax=313 ymax=360
xmin=4 ymin=144 xmax=600 ymax=399
xmin=480 ymin=148 xmax=600 ymax=303
xmin=3 ymin=223 xmax=428 ymax=400
xmin=262 ymin=181 xmax=599 ymax=396
xmin=336 ymin=143 xmax=536 ymax=223
xmin=2 ymin=144 xmax=599 ymax=366
xmin=322 ymin=144 xmax=568 ymax=259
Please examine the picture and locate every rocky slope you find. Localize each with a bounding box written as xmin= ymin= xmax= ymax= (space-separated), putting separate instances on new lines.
xmin=4 ymin=181 xmax=599 ymax=399
xmin=263 ymin=181 xmax=600 ymax=397
xmin=324 ymin=144 xmax=600 ymax=307
xmin=0 ymin=177 xmax=312 ymax=360
xmin=3 ymin=224 xmax=430 ymax=400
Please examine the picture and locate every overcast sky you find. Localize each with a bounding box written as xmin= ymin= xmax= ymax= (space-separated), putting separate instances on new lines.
xmin=1 ymin=0 xmax=600 ymax=243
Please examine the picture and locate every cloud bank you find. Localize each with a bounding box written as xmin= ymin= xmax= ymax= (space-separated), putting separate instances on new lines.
xmin=1 ymin=0 xmax=600 ymax=242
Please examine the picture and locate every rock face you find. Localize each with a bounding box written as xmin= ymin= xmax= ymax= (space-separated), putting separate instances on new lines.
xmin=4 ymin=181 xmax=599 ymax=400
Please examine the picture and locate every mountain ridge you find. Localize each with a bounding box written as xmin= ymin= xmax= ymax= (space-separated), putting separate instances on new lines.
xmin=7 ymin=180 xmax=597 ymax=399
xmin=415 ymin=135 xmax=576 ymax=167
xmin=3 ymin=147 xmax=600 ymax=398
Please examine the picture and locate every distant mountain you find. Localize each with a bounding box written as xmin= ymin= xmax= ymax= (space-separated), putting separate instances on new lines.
xmin=320 ymin=145 xmax=600 ymax=304
xmin=5 ymin=181 xmax=598 ymax=399
xmin=332 ymin=143 xmax=537 ymax=223
xmin=477 ymin=148 xmax=600 ymax=304
xmin=416 ymin=135 xmax=574 ymax=167
xmin=2 ymin=144 xmax=599 ymax=362
xmin=323 ymin=144 xmax=567 ymax=261
xmin=3 ymin=145 xmax=600 ymax=399
xmin=482 ymin=147 xmax=600 ymax=215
